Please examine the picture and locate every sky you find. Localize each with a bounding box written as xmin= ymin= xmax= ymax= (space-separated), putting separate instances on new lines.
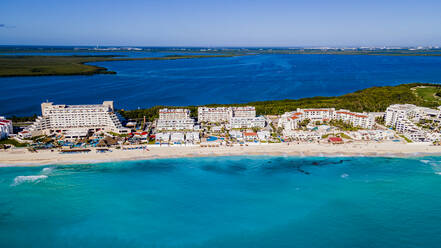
xmin=1 ymin=0 xmax=441 ymax=47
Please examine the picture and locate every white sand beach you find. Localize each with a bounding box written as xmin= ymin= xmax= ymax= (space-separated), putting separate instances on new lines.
xmin=1 ymin=141 xmax=441 ymax=167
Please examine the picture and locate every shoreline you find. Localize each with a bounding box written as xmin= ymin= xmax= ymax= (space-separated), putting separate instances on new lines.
xmin=0 ymin=54 xmax=238 ymax=77
xmin=1 ymin=142 xmax=441 ymax=167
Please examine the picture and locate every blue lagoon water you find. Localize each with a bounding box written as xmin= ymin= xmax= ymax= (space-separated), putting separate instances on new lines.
xmin=1 ymin=156 xmax=441 ymax=247
xmin=2 ymin=54 xmax=441 ymax=116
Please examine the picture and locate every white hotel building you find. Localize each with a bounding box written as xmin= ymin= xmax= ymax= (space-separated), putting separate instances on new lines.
xmin=231 ymin=106 xmax=256 ymax=118
xmin=229 ymin=116 xmax=266 ymax=129
xmin=198 ymin=106 xmax=265 ymax=129
xmin=22 ymin=101 xmax=129 ymax=138
xmin=156 ymin=108 xmax=195 ymax=131
xmin=385 ymin=104 xmax=441 ymax=142
xmin=0 ymin=117 xmax=13 ymax=140
xmin=197 ymin=107 xmax=231 ymax=123
xmin=279 ymin=108 xmax=375 ymax=132
xmin=385 ymin=104 xmax=418 ymax=127
xmin=385 ymin=104 xmax=441 ymax=127
xmin=228 ymin=106 xmax=265 ymax=129
xmin=334 ymin=110 xmax=375 ymax=129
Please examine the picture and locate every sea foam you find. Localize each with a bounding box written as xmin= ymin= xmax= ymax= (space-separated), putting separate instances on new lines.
xmin=12 ymin=175 xmax=48 ymax=186
xmin=341 ymin=173 xmax=349 ymax=178
xmin=41 ymin=167 xmax=54 ymax=174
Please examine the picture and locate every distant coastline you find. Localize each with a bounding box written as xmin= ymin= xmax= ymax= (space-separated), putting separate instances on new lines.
xmin=0 ymin=54 xmax=238 ymax=77
xmin=2 ymin=47 xmax=441 ymax=77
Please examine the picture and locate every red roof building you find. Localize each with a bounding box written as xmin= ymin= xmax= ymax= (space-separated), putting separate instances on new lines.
xmin=244 ymin=132 xmax=258 ymax=137
xmin=328 ymin=137 xmax=344 ymax=144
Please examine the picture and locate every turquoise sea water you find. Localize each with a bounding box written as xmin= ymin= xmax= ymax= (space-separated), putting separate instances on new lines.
xmin=2 ymin=54 xmax=441 ymax=116
xmin=1 ymin=156 xmax=441 ymax=247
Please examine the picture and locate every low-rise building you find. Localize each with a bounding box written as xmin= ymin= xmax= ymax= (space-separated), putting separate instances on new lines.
xmin=283 ymin=130 xmax=322 ymax=141
xmin=185 ymin=132 xmax=200 ymax=143
xmin=257 ymin=131 xmax=271 ymax=141
xmin=170 ymin=133 xmax=185 ymax=143
xmin=229 ymin=130 xmax=243 ymax=139
xmin=210 ymin=126 xmax=222 ymax=133
xmin=155 ymin=132 xmax=170 ymax=143
xmin=63 ymin=129 xmax=89 ymax=140
xmin=243 ymin=132 xmax=258 ymax=141
xmin=18 ymin=130 xmax=32 ymax=139
xmin=228 ymin=116 xmax=266 ymax=129
xmin=131 ymin=132 xmax=149 ymax=140
xmin=328 ymin=137 xmax=344 ymax=144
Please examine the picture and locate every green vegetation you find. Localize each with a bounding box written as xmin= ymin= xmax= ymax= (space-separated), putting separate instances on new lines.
xmin=0 ymin=55 xmax=115 ymax=77
xmin=322 ymin=134 xmax=331 ymax=139
xmin=108 ymin=131 xmax=129 ymax=137
xmin=375 ymin=116 xmax=385 ymax=125
xmin=8 ymin=114 xmax=38 ymax=123
xmin=28 ymin=135 xmax=46 ymax=142
xmin=2 ymin=47 xmax=441 ymax=77
xmin=298 ymin=119 xmax=311 ymax=128
xmin=399 ymin=135 xmax=413 ymax=143
xmin=251 ymin=127 xmax=261 ymax=133
xmin=413 ymin=86 xmax=441 ymax=104
xmin=0 ymin=54 xmax=238 ymax=77
xmin=0 ymin=138 xmax=28 ymax=147
xmin=329 ymin=120 xmax=361 ymax=131
xmin=337 ymin=133 xmax=352 ymax=139
xmin=120 ymin=83 xmax=440 ymax=121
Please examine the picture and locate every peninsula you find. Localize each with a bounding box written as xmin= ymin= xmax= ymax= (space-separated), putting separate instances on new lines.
xmin=2 ymin=47 xmax=441 ymax=77
xmin=0 ymin=54 xmax=237 ymax=77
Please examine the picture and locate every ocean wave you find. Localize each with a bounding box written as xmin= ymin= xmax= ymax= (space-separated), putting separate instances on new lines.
xmin=435 ymin=172 xmax=441 ymax=175
xmin=341 ymin=173 xmax=349 ymax=178
xmin=41 ymin=167 xmax=54 ymax=174
xmin=12 ymin=175 xmax=48 ymax=186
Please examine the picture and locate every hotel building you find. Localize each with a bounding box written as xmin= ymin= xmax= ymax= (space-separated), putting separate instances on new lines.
xmin=228 ymin=116 xmax=266 ymax=129
xmin=197 ymin=107 xmax=231 ymax=123
xmin=334 ymin=110 xmax=375 ymax=129
xmin=0 ymin=117 xmax=13 ymax=140
xmin=198 ymin=106 xmax=257 ymax=123
xmin=385 ymin=104 xmax=418 ymax=127
xmin=279 ymin=108 xmax=375 ymax=131
xmin=156 ymin=108 xmax=195 ymax=131
xmin=385 ymin=104 xmax=441 ymax=142
xmin=296 ymin=108 xmax=335 ymax=122
xmin=231 ymin=106 xmax=256 ymax=118
xmin=23 ymin=101 xmax=129 ymax=138
xmin=198 ymin=106 xmax=265 ymax=129
xmin=385 ymin=104 xmax=441 ymax=127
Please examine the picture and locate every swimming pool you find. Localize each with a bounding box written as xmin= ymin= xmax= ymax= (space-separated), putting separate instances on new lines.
xmin=207 ymin=136 xmax=218 ymax=142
